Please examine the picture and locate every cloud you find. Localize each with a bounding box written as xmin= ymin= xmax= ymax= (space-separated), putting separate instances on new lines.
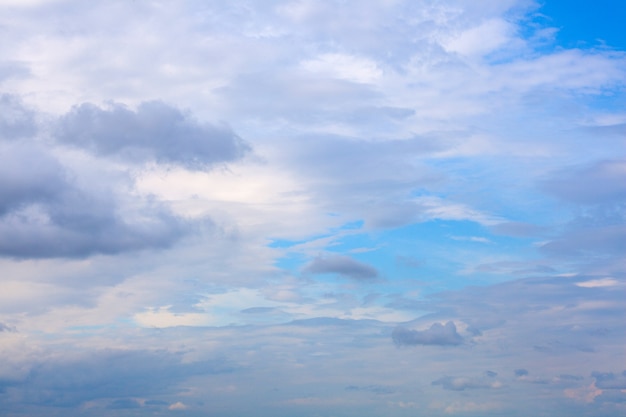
xmin=168 ymin=401 xmax=189 ymax=410
xmin=0 ymin=142 xmax=189 ymax=259
xmin=432 ymin=375 xmax=503 ymax=391
xmin=2 ymin=349 xmax=233 ymax=408
xmin=541 ymin=160 xmax=626 ymax=205
xmin=56 ymin=101 xmax=250 ymax=169
xmin=304 ymin=254 xmax=379 ymax=280
xmin=0 ymin=94 xmax=37 ymax=140
xmin=345 ymin=384 xmax=396 ymax=395
xmin=592 ymin=371 xmax=626 ymax=390
xmin=106 ymin=398 xmax=141 ymax=409
xmin=392 ymin=321 xmax=463 ymax=346
xmin=0 ymin=322 xmax=15 ymax=332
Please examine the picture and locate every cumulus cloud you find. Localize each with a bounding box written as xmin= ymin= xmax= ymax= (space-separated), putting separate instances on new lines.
xmin=304 ymin=254 xmax=379 ymax=280
xmin=392 ymin=321 xmax=463 ymax=346
xmin=0 ymin=140 xmax=190 ymax=259
xmin=0 ymin=97 xmax=213 ymax=260
xmin=56 ymin=101 xmax=250 ymax=169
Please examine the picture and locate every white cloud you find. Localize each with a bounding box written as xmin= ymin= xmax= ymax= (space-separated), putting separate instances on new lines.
xmin=300 ymin=53 xmax=383 ymax=84
xmin=443 ymin=18 xmax=514 ymax=56
xmin=168 ymin=401 xmax=189 ymax=410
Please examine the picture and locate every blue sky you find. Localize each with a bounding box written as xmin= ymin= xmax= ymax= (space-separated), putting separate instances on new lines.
xmin=0 ymin=0 xmax=624 ymax=416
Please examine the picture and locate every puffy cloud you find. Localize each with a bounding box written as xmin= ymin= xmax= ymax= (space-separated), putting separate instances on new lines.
xmin=305 ymin=254 xmax=379 ymax=281
xmin=0 ymin=156 xmax=187 ymax=259
xmin=56 ymin=101 xmax=250 ymax=169
xmin=392 ymin=321 xmax=463 ymax=346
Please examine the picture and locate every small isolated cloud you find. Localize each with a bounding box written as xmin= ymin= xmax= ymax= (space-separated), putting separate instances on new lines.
xmin=432 ymin=376 xmax=503 ymax=391
xmin=305 ymin=254 xmax=379 ymax=281
xmin=168 ymin=401 xmax=188 ymax=410
xmin=345 ymin=384 xmax=396 ymax=395
xmin=392 ymin=321 xmax=463 ymax=346
xmin=56 ymin=101 xmax=250 ymax=169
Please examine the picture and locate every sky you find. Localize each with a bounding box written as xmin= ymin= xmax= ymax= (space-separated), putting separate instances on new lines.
xmin=0 ymin=0 xmax=625 ymax=416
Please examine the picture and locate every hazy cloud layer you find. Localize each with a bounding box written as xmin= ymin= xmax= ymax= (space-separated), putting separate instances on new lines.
xmin=0 ymin=0 xmax=624 ymax=416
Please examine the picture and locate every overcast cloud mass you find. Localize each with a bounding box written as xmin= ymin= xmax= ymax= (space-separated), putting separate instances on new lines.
xmin=0 ymin=0 xmax=624 ymax=416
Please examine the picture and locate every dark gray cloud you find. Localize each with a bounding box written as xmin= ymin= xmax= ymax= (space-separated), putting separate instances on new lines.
xmin=0 ymin=144 xmax=188 ymax=259
xmin=0 ymin=94 xmax=37 ymax=140
xmin=2 ymin=349 xmax=233 ymax=408
xmin=392 ymin=321 xmax=463 ymax=346
xmin=56 ymin=101 xmax=250 ymax=169
xmin=305 ymin=254 xmax=379 ymax=280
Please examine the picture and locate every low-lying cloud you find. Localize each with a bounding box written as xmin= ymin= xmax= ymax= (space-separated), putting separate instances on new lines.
xmin=392 ymin=321 xmax=463 ymax=346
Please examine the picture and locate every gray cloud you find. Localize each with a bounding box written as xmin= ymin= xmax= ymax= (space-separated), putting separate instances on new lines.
xmin=0 ymin=322 xmax=15 ymax=332
xmin=56 ymin=101 xmax=250 ymax=169
xmin=592 ymin=371 xmax=626 ymax=390
xmin=0 ymin=94 xmax=37 ymax=140
xmin=0 ymin=145 xmax=66 ymax=216
xmin=0 ymin=144 xmax=188 ymax=259
xmin=4 ymin=349 xmax=233 ymax=408
xmin=305 ymin=254 xmax=379 ymax=281
xmin=392 ymin=321 xmax=463 ymax=346
xmin=541 ymin=160 xmax=626 ymax=205
xmin=345 ymin=384 xmax=396 ymax=395
xmin=106 ymin=398 xmax=141 ymax=409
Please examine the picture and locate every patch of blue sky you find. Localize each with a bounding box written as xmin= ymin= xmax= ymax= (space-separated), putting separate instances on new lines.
xmin=538 ymin=0 xmax=626 ymax=50
xmin=282 ymin=219 xmax=543 ymax=294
